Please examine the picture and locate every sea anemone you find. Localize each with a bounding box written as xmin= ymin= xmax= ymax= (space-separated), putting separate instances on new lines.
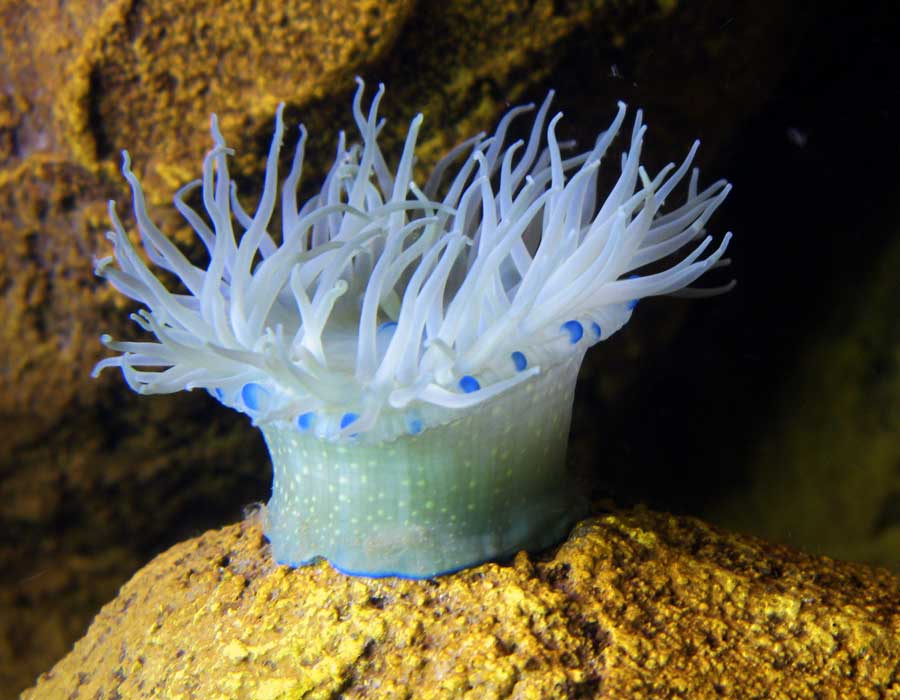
xmin=93 ymin=80 xmax=733 ymax=578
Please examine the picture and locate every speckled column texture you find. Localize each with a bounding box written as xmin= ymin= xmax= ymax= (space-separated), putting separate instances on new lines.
xmin=23 ymin=509 xmax=900 ymax=700
xmin=262 ymin=356 xmax=585 ymax=577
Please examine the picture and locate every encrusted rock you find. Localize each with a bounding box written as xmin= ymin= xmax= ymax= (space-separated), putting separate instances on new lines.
xmin=24 ymin=509 xmax=900 ymax=699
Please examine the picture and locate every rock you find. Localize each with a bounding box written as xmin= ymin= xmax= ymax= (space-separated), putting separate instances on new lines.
xmin=23 ymin=509 xmax=900 ymax=699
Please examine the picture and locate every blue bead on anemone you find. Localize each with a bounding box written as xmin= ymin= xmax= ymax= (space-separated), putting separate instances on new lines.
xmin=93 ymin=79 xmax=734 ymax=578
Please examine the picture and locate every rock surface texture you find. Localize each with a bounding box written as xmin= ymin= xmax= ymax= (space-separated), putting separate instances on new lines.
xmin=24 ymin=509 xmax=900 ymax=700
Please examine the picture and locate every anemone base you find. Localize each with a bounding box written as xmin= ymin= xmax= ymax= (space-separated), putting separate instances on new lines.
xmin=261 ymin=356 xmax=586 ymax=578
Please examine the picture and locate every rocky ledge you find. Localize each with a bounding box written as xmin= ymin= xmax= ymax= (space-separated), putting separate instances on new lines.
xmin=23 ymin=509 xmax=900 ymax=699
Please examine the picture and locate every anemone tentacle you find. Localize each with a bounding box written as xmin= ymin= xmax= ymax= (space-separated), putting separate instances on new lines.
xmin=95 ymin=79 xmax=731 ymax=444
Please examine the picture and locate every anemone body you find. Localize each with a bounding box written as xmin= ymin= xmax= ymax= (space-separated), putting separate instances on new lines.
xmin=264 ymin=355 xmax=583 ymax=577
xmin=95 ymin=80 xmax=732 ymax=578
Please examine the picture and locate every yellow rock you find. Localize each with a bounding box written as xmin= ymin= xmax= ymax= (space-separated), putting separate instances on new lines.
xmin=23 ymin=509 xmax=900 ymax=699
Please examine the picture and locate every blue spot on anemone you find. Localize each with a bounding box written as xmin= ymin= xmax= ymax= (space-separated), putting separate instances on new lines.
xmin=458 ymin=375 xmax=481 ymax=393
xmin=407 ymin=414 xmax=424 ymax=435
xmin=511 ymin=351 xmax=528 ymax=372
xmin=561 ymin=320 xmax=584 ymax=344
xmin=241 ymin=383 xmax=268 ymax=411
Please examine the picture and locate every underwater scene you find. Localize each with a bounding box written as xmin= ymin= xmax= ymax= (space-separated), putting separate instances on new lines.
xmin=1 ymin=1 xmax=897 ymax=698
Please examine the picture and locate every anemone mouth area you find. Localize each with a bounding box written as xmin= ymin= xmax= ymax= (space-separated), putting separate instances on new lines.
xmin=261 ymin=355 xmax=587 ymax=578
